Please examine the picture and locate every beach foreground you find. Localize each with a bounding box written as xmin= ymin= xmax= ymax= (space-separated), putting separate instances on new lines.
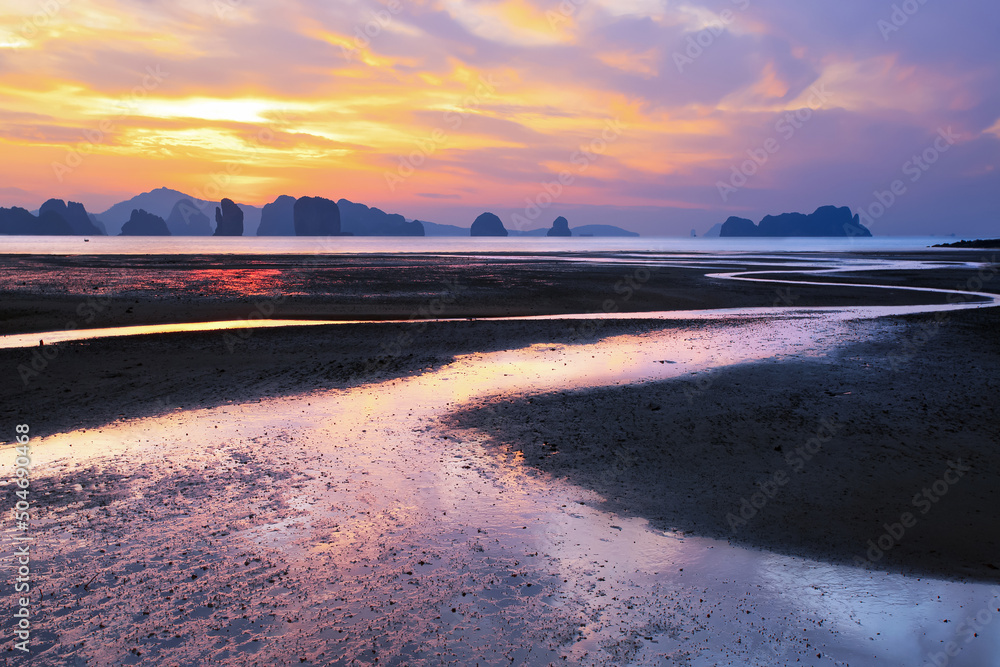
xmin=2 ymin=250 xmax=998 ymax=665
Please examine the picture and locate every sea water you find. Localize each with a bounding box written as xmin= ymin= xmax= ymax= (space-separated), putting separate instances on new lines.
xmin=0 ymin=235 xmax=962 ymax=255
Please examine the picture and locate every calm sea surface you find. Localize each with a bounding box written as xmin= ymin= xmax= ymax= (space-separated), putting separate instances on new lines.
xmin=0 ymin=235 xmax=959 ymax=255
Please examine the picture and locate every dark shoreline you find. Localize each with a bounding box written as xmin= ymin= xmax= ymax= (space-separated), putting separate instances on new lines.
xmin=445 ymin=306 xmax=1000 ymax=583
xmin=2 ymin=250 xmax=998 ymax=583
xmin=932 ymin=239 xmax=1000 ymax=248
xmin=0 ymin=250 xmax=995 ymax=336
xmin=3 ymin=253 xmax=998 ymax=441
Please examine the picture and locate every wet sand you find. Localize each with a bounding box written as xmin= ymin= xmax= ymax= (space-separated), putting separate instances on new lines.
xmin=0 ymin=251 xmax=989 ymax=335
xmin=446 ymin=307 xmax=1000 ymax=583
xmin=2 ymin=251 xmax=996 ymax=441
xmin=2 ymin=250 xmax=999 ymax=665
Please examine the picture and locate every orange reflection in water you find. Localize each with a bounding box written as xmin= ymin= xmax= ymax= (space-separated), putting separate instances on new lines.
xmin=0 ymin=319 xmax=341 ymax=350
xmin=173 ymin=268 xmax=287 ymax=297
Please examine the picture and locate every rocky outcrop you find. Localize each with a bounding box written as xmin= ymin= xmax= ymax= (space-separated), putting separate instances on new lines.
xmin=88 ymin=214 xmax=108 ymax=235
xmin=702 ymin=223 xmax=724 ymax=238
xmin=257 ymin=195 xmax=297 ymax=236
xmin=293 ymin=196 xmax=341 ymax=236
xmin=119 ymin=209 xmax=170 ymax=236
xmin=166 ymin=199 xmax=212 ymax=236
xmin=932 ymin=238 xmax=1000 ymax=248
xmin=470 ymin=212 xmax=508 ymax=237
xmin=39 ymin=199 xmax=104 ymax=235
xmin=546 ymin=216 xmax=572 ymax=237
xmin=35 ymin=210 xmax=74 ymax=234
xmin=337 ymin=199 xmax=424 ymax=236
xmin=0 ymin=207 xmax=76 ymax=234
xmin=213 ymin=198 xmax=244 ymax=236
xmin=402 ymin=220 xmax=426 ymax=236
xmin=0 ymin=206 xmax=76 ymax=234
xmin=0 ymin=207 xmax=38 ymax=234
xmin=719 ymin=207 xmax=872 ymax=237
xmin=719 ymin=216 xmax=758 ymax=237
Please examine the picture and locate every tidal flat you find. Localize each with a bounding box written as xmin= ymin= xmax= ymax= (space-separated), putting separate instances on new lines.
xmin=1 ymin=250 xmax=998 ymax=665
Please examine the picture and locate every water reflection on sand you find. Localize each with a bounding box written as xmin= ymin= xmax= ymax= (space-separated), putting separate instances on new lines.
xmin=19 ymin=253 xmax=1000 ymax=666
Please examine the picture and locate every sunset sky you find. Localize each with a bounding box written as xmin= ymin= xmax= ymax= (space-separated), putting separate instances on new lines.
xmin=1 ymin=0 xmax=998 ymax=235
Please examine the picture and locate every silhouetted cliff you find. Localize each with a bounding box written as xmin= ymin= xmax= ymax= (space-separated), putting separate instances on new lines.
xmin=166 ymin=199 xmax=212 ymax=236
xmin=257 ymin=195 xmax=297 ymax=236
xmin=0 ymin=207 xmax=39 ymax=234
xmin=546 ymin=216 xmax=572 ymax=237
xmin=338 ymin=199 xmax=424 ymax=236
xmin=120 ymin=209 xmax=170 ymax=235
xmin=471 ymin=212 xmax=508 ymax=237
xmin=720 ymin=206 xmax=872 ymax=237
xmin=39 ymin=199 xmax=104 ymax=235
xmin=213 ymin=198 xmax=244 ymax=236
xmin=719 ymin=216 xmax=758 ymax=237
xmin=0 ymin=199 xmax=103 ymax=235
xmin=932 ymin=238 xmax=1000 ymax=248
xmin=294 ymin=196 xmax=341 ymax=236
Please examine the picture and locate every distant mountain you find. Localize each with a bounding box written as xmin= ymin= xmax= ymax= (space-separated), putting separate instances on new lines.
xmin=702 ymin=223 xmax=723 ymax=238
xmin=96 ymin=187 xmax=263 ymax=235
xmin=0 ymin=206 xmax=74 ymax=234
xmin=97 ymin=189 xmax=430 ymax=237
xmin=470 ymin=212 xmax=508 ymax=237
xmin=1 ymin=200 xmax=103 ymax=235
xmin=87 ymin=213 xmax=108 ymax=235
xmin=40 ymin=199 xmax=104 ymax=235
xmin=720 ymin=216 xmax=758 ymax=236
xmin=547 ymin=216 xmax=572 ymax=237
xmin=932 ymin=238 xmax=1000 ymax=248
xmin=257 ymin=195 xmax=296 ymax=236
xmin=422 ymin=221 xmax=470 ymax=236
xmin=165 ymin=199 xmax=212 ymax=236
xmin=571 ymin=224 xmax=639 ymax=237
xmin=88 ymin=188 xmax=641 ymax=238
xmin=214 ymin=198 xmax=244 ymax=236
xmin=508 ymin=224 xmax=639 ymax=237
xmin=97 ymin=187 xmax=198 ymax=233
xmin=294 ymin=196 xmax=340 ymax=236
xmin=720 ymin=206 xmax=872 ymax=237
xmin=253 ymin=196 xmax=426 ymax=236
xmin=120 ymin=209 xmax=170 ymax=236
xmin=337 ymin=199 xmax=424 ymax=236
xmin=0 ymin=207 xmax=41 ymax=235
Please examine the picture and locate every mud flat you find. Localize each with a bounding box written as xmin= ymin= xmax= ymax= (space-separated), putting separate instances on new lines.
xmin=446 ymin=306 xmax=1000 ymax=583
xmin=0 ymin=251 xmax=990 ymax=335
xmin=1 ymin=250 xmax=998 ymax=665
